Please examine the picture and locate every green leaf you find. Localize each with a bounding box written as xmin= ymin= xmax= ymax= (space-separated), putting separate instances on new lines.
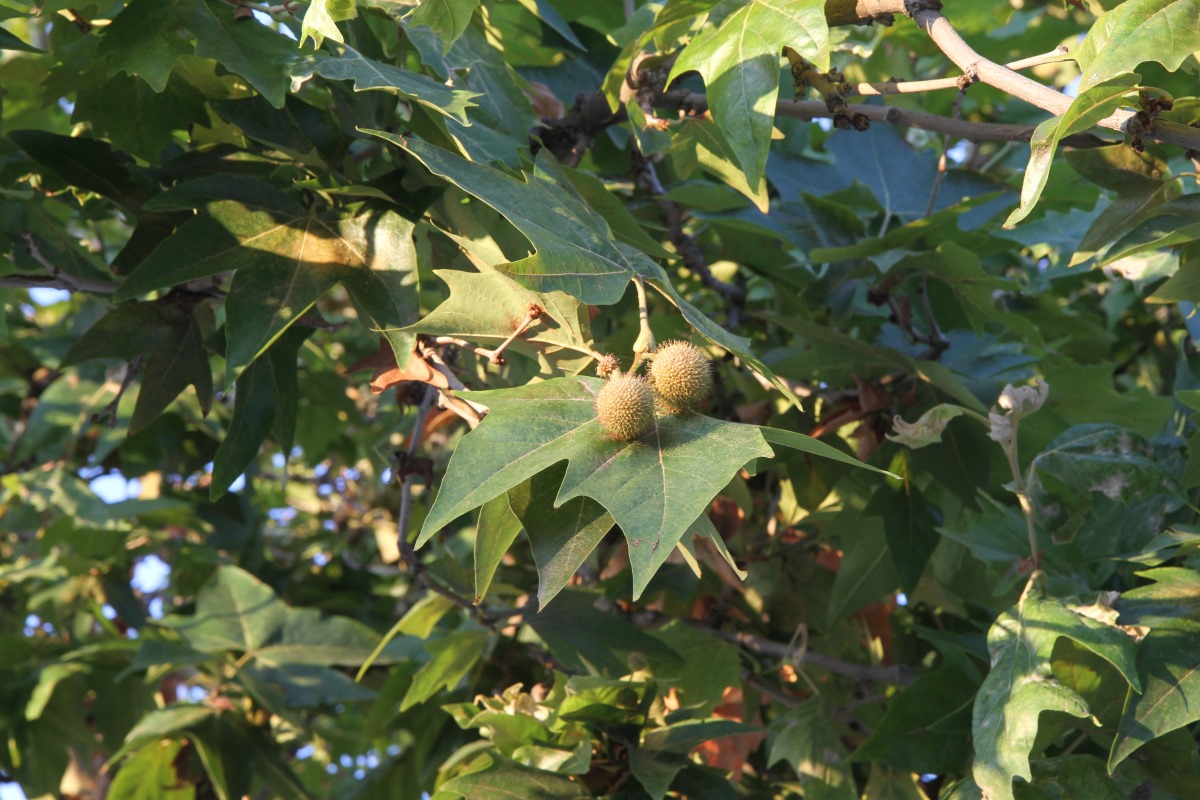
xmin=108 ymin=740 xmax=195 ymax=800
xmin=408 ymin=0 xmax=481 ymax=51
xmin=400 ymin=627 xmax=489 ymax=710
xmin=768 ymin=698 xmax=857 ymax=800
xmin=668 ymin=0 xmax=827 ymax=196
xmin=1109 ymin=567 xmax=1200 ymax=768
xmin=96 ymin=0 xmax=193 ymax=92
xmin=8 ymin=130 xmax=150 ymax=209
xmin=419 ymin=376 xmax=771 ymax=598
xmin=1026 ymin=424 xmax=1181 ymax=544
xmin=474 ymin=493 xmax=523 ymax=603
xmin=369 ymin=133 xmax=638 ymax=305
xmin=118 ymin=176 xmax=418 ymax=381
xmin=527 ymin=590 xmax=681 ymax=675
xmin=440 ymin=754 xmax=590 ymax=799
xmin=161 ymin=565 xmax=416 ymax=666
xmin=507 ymin=464 xmax=614 ymax=607
xmin=645 ymin=621 xmax=740 ymax=715
xmin=827 ymin=518 xmax=900 ymax=623
xmin=852 ymin=656 xmax=979 ymax=774
xmin=867 ymin=463 xmax=942 ymax=594
xmin=668 ymin=116 xmax=770 ymax=212
xmin=406 ymin=268 xmax=596 ymax=363
xmin=972 ymin=578 xmax=1142 ymax=800
xmin=887 ymin=404 xmax=970 ymax=449
xmin=210 ymin=326 xmax=310 ymax=499
xmin=0 ymin=24 xmax=41 ymax=52
xmin=631 ymin=719 xmax=759 ymax=799
xmin=300 ymin=0 xmax=356 ymax=49
xmin=312 ymin=45 xmax=479 ymax=124
xmin=61 ymin=299 xmax=214 ymax=435
xmin=179 ymin=0 xmax=300 ymax=107
xmin=1004 ymin=75 xmax=1140 ymax=227
xmin=1075 ymin=0 xmax=1200 ymax=91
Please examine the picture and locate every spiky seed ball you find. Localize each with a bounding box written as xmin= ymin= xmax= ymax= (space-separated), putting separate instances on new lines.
xmin=596 ymin=353 xmax=620 ymax=379
xmin=649 ymin=340 xmax=712 ymax=412
xmin=595 ymin=375 xmax=655 ymax=441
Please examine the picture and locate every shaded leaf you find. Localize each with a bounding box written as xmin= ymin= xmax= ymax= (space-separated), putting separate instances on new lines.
xmin=474 ymin=493 xmax=523 ymax=603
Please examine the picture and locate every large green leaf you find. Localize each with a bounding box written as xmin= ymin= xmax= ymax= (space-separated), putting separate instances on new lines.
xmin=526 ymin=590 xmax=681 ymax=675
xmin=406 ymin=268 xmax=596 ymax=362
xmin=96 ymin=0 xmax=193 ymax=91
xmin=108 ymin=740 xmax=195 ymax=800
xmin=311 ymin=45 xmax=478 ymax=124
xmin=61 ymin=298 xmax=214 ymax=434
xmin=417 ymin=376 xmax=771 ymax=597
xmin=668 ymin=0 xmax=828 ymax=196
xmin=408 ymin=0 xmax=481 ymax=50
xmin=367 ymin=133 xmax=639 ymax=305
xmin=116 ymin=175 xmax=418 ymax=381
xmin=401 ymin=627 xmax=490 ymax=710
xmin=179 ymin=0 xmax=299 ymax=108
xmin=161 ymin=565 xmax=415 ymax=666
xmin=1109 ymin=567 xmax=1200 ymax=768
xmin=1075 ymin=0 xmax=1200 ymax=91
xmin=768 ymin=698 xmax=858 ymax=800
xmin=853 ymin=656 xmax=979 ymax=774
xmin=210 ymin=326 xmax=311 ymax=499
xmin=1004 ymin=75 xmax=1139 ymax=227
xmin=972 ymin=579 xmax=1142 ymax=800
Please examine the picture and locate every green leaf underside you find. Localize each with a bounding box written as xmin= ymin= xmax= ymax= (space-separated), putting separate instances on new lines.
xmin=1110 ymin=567 xmax=1200 ymax=768
xmin=973 ymin=579 xmax=1141 ymax=800
xmin=1005 ymin=75 xmax=1139 ymax=227
xmin=312 ymin=45 xmax=478 ymax=124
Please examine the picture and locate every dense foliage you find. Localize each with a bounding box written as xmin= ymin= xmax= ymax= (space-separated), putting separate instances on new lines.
xmin=3 ymin=0 xmax=1200 ymax=797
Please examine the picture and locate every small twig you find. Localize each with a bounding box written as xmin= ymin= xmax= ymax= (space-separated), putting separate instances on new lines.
xmin=489 ymin=305 xmax=542 ymax=365
xmin=432 ymin=336 xmax=505 ymax=365
xmin=19 ymin=232 xmax=118 ymax=294
xmin=91 ymin=356 xmax=145 ymax=429
xmin=706 ymin=627 xmax=916 ymax=684
xmin=851 ymin=47 xmax=1072 ymax=97
xmin=630 ymin=149 xmax=745 ymax=322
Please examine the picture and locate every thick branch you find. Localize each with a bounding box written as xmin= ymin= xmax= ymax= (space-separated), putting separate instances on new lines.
xmin=851 ymin=47 xmax=1072 ymax=97
xmin=910 ymin=8 xmax=1200 ymax=151
xmin=774 ymin=99 xmax=1106 ymax=146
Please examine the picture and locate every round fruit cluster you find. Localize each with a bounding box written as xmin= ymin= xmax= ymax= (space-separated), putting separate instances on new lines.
xmin=594 ymin=341 xmax=712 ymax=441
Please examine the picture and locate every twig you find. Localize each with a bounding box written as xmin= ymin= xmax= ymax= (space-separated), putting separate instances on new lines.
xmin=773 ymin=99 xmax=1108 ymax=147
xmin=395 ymin=388 xmax=493 ymax=624
xmin=630 ymin=150 xmax=746 ymax=319
xmin=850 ymin=47 xmax=1072 ymax=97
xmin=91 ymin=356 xmax=145 ymax=428
xmin=432 ymin=336 xmax=505 ymax=364
xmin=707 ymin=627 xmax=916 ymax=684
xmin=489 ymin=305 xmax=543 ymax=365
xmin=18 ymin=232 xmax=118 ymax=294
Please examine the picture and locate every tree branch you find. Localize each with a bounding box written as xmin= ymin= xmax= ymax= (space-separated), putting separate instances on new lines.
xmin=850 ymin=47 xmax=1072 ymax=97
xmin=710 ymin=627 xmax=916 ymax=684
xmin=908 ymin=7 xmax=1200 ymax=151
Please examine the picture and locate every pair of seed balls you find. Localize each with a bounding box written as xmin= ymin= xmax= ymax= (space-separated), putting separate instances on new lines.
xmin=595 ymin=341 xmax=712 ymax=440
